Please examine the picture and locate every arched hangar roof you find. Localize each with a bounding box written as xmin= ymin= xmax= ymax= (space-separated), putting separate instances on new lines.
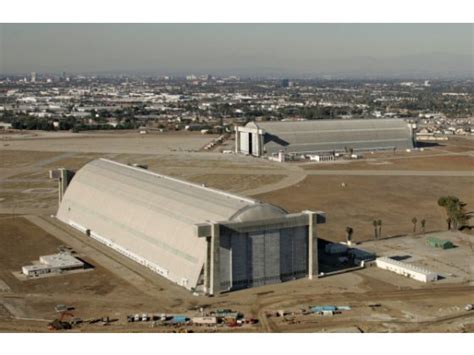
xmin=56 ymin=158 xmax=286 ymax=289
xmin=246 ymin=118 xmax=414 ymax=154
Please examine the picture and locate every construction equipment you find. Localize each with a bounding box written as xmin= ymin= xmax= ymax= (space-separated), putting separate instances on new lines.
xmin=48 ymin=311 xmax=74 ymax=330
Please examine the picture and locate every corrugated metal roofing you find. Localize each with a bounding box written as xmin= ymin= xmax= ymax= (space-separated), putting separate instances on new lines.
xmin=56 ymin=159 xmax=286 ymax=289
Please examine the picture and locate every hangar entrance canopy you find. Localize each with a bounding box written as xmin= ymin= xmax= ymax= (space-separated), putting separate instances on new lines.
xmin=56 ymin=158 xmax=325 ymax=295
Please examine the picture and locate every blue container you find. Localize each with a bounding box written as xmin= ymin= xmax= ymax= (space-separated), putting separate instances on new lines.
xmin=172 ymin=316 xmax=188 ymax=323
xmin=311 ymin=305 xmax=337 ymax=313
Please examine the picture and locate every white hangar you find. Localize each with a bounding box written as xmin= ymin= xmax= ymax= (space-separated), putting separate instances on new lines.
xmin=55 ymin=159 xmax=325 ymax=295
xmin=235 ymin=118 xmax=415 ymax=157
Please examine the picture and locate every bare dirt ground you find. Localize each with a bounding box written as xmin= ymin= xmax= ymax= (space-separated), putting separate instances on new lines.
xmin=1 ymin=131 xmax=217 ymax=154
xmin=2 ymin=215 xmax=473 ymax=333
xmin=0 ymin=150 xmax=61 ymax=169
xmin=303 ymin=155 xmax=474 ymax=171
xmin=0 ymin=131 xmax=473 ymax=333
xmin=185 ymin=174 xmax=285 ymax=193
xmin=256 ymin=175 xmax=474 ymax=242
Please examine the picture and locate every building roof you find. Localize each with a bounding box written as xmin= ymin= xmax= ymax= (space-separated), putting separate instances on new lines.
xmin=376 ymin=257 xmax=437 ymax=276
xmin=39 ymin=253 xmax=84 ymax=268
xmin=56 ymin=158 xmax=286 ymax=289
xmin=22 ymin=264 xmax=51 ymax=272
xmin=246 ymin=118 xmax=414 ymax=154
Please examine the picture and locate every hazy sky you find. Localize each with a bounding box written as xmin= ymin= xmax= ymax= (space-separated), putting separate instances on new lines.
xmin=0 ymin=24 xmax=472 ymax=77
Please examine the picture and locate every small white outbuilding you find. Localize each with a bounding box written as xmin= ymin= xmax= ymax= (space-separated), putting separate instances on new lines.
xmin=375 ymin=257 xmax=437 ymax=282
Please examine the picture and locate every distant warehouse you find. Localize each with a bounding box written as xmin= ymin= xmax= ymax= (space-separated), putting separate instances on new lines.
xmin=235 ymin=118 xmax=415 ymax=157
xmin=55 ymin=159 xmax=325 ymax=295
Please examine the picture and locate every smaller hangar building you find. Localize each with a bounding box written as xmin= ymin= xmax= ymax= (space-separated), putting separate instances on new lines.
xmin=56 ymin=159 xmax=325 ymax=295
xmin=235 ymin=118 xmax=415 ymax=157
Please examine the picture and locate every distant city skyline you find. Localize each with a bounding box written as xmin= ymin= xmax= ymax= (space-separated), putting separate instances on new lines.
xmin=0 ymin=24 xmax=472 ymax=78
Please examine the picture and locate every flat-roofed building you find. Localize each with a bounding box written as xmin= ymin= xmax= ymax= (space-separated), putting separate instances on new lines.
xmin=22 ymin=253 xmax=85 ymax=277
xmin=375 ymin=257 xmax=438 ymax=282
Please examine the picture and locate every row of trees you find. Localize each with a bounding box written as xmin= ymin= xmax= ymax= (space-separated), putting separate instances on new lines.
xmin=370 ymin=218 xmax=427 ymax=240
xmin=8 ymin=116 xmax=139 ymax=132
xmin=349 ymin=196 xmax=470 ymax=243
xmin=410 ymin=218 xmax=426 ymax=233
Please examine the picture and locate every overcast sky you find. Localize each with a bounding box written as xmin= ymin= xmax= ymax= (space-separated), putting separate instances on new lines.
xmin=0 ymin=24 xmax=472 ymax=77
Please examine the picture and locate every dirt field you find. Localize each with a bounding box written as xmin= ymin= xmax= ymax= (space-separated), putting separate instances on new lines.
xmin=0 ymin=143 xmax=290 ymax=214
xmin=186 ymin=174 xmax=285 ymax=193
xmin=303 ymin=154 xmax=474 ymax=171
xmin=1 ymin=130 xmax=473 ymax=333
xmin=0 ymin=150 xmax=61 ymax=169
xmin=1 ymin=214 xmax=473 ymax=333
xmin=257 ymin=175 xmax=474 ymax=242
xmin=0 ymin=131 xmax=216 ymax=154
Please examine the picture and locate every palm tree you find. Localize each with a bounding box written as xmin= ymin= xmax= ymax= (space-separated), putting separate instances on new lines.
xmin=421 ymin=219 xmax=426 ymax=233
xmin=372 ymin=220 xmax=378 ymax=240
xmin=377 ymin=220 xmax=382 ymax=239
xmin=412 ymin=217 xmax=417 ymax=233
xmin=345 ymin=226 xmax=354 ymax=243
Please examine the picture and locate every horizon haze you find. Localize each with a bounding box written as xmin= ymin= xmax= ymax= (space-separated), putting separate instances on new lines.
xmin=0 ymin=23 xmax=472 ymax=78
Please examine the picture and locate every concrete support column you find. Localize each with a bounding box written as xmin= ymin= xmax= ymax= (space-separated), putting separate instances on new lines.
xmin=235 ymin=128 xmax=241 ymax=153
xmin=59 ymin=169 xmax=67 ymax=202
xmin=305 ymin=211 xmax=326 ymax=280
xmin=258 ymin=132 xmax=264 ymax=157
xmin=204 ymin=236 xmax=211 ymax=293
xmin=50 ymin=168 xmax=75 ymax=203
xmin=254 ymin=132 xmax=261 ymax=157
xmin=209 ymin=223 xmax=220 ymax=295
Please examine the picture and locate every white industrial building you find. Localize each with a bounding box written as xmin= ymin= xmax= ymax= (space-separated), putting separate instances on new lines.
xmin=55 ymin=158 xmax=325 ymax=295
xmin=235 ymin=118 xmax=415 ymax=157
xmin=22 ymin=253 xmax=85 ymax=277
xmin=375 ymin=257 xmax=438 ymax=283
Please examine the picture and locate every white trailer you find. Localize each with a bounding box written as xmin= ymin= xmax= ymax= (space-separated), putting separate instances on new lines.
xmin=192 ymin=316 xmax=217 ymax=325
xmin=375 ymin=257 xmax=437 ymax=283
xmin=22 ymin=264 xmax=51 ymax=276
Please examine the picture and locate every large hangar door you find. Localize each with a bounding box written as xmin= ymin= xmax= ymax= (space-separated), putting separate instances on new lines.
xmin=231 ymin=233 xmax=248 ymax=290
xmin=280 ymin=228 xmax=294 ymax=281
xmin=248 ymin=231 xmax=265 ymax=287
xmin=248 ymin=133 xmax=253 ymax=155
xmin=240 ymin=132 xmax=250 ymax=154
xmin=293 ymin=226 xmax=308 ymax=278
xmin=280 ymin=226 xmax=308 ymax=280
xmin=248 ymin=230 xmax=281 ymax=287
xmin=251 ymin=132 xmax=259 ymax=156
xmin=228 ymin=228 xmax=304 ymax=291
xmin=264 ymin=229 xmax=281 ymax=284
xmin=219 ymin=234 xmax=232 ymax=291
